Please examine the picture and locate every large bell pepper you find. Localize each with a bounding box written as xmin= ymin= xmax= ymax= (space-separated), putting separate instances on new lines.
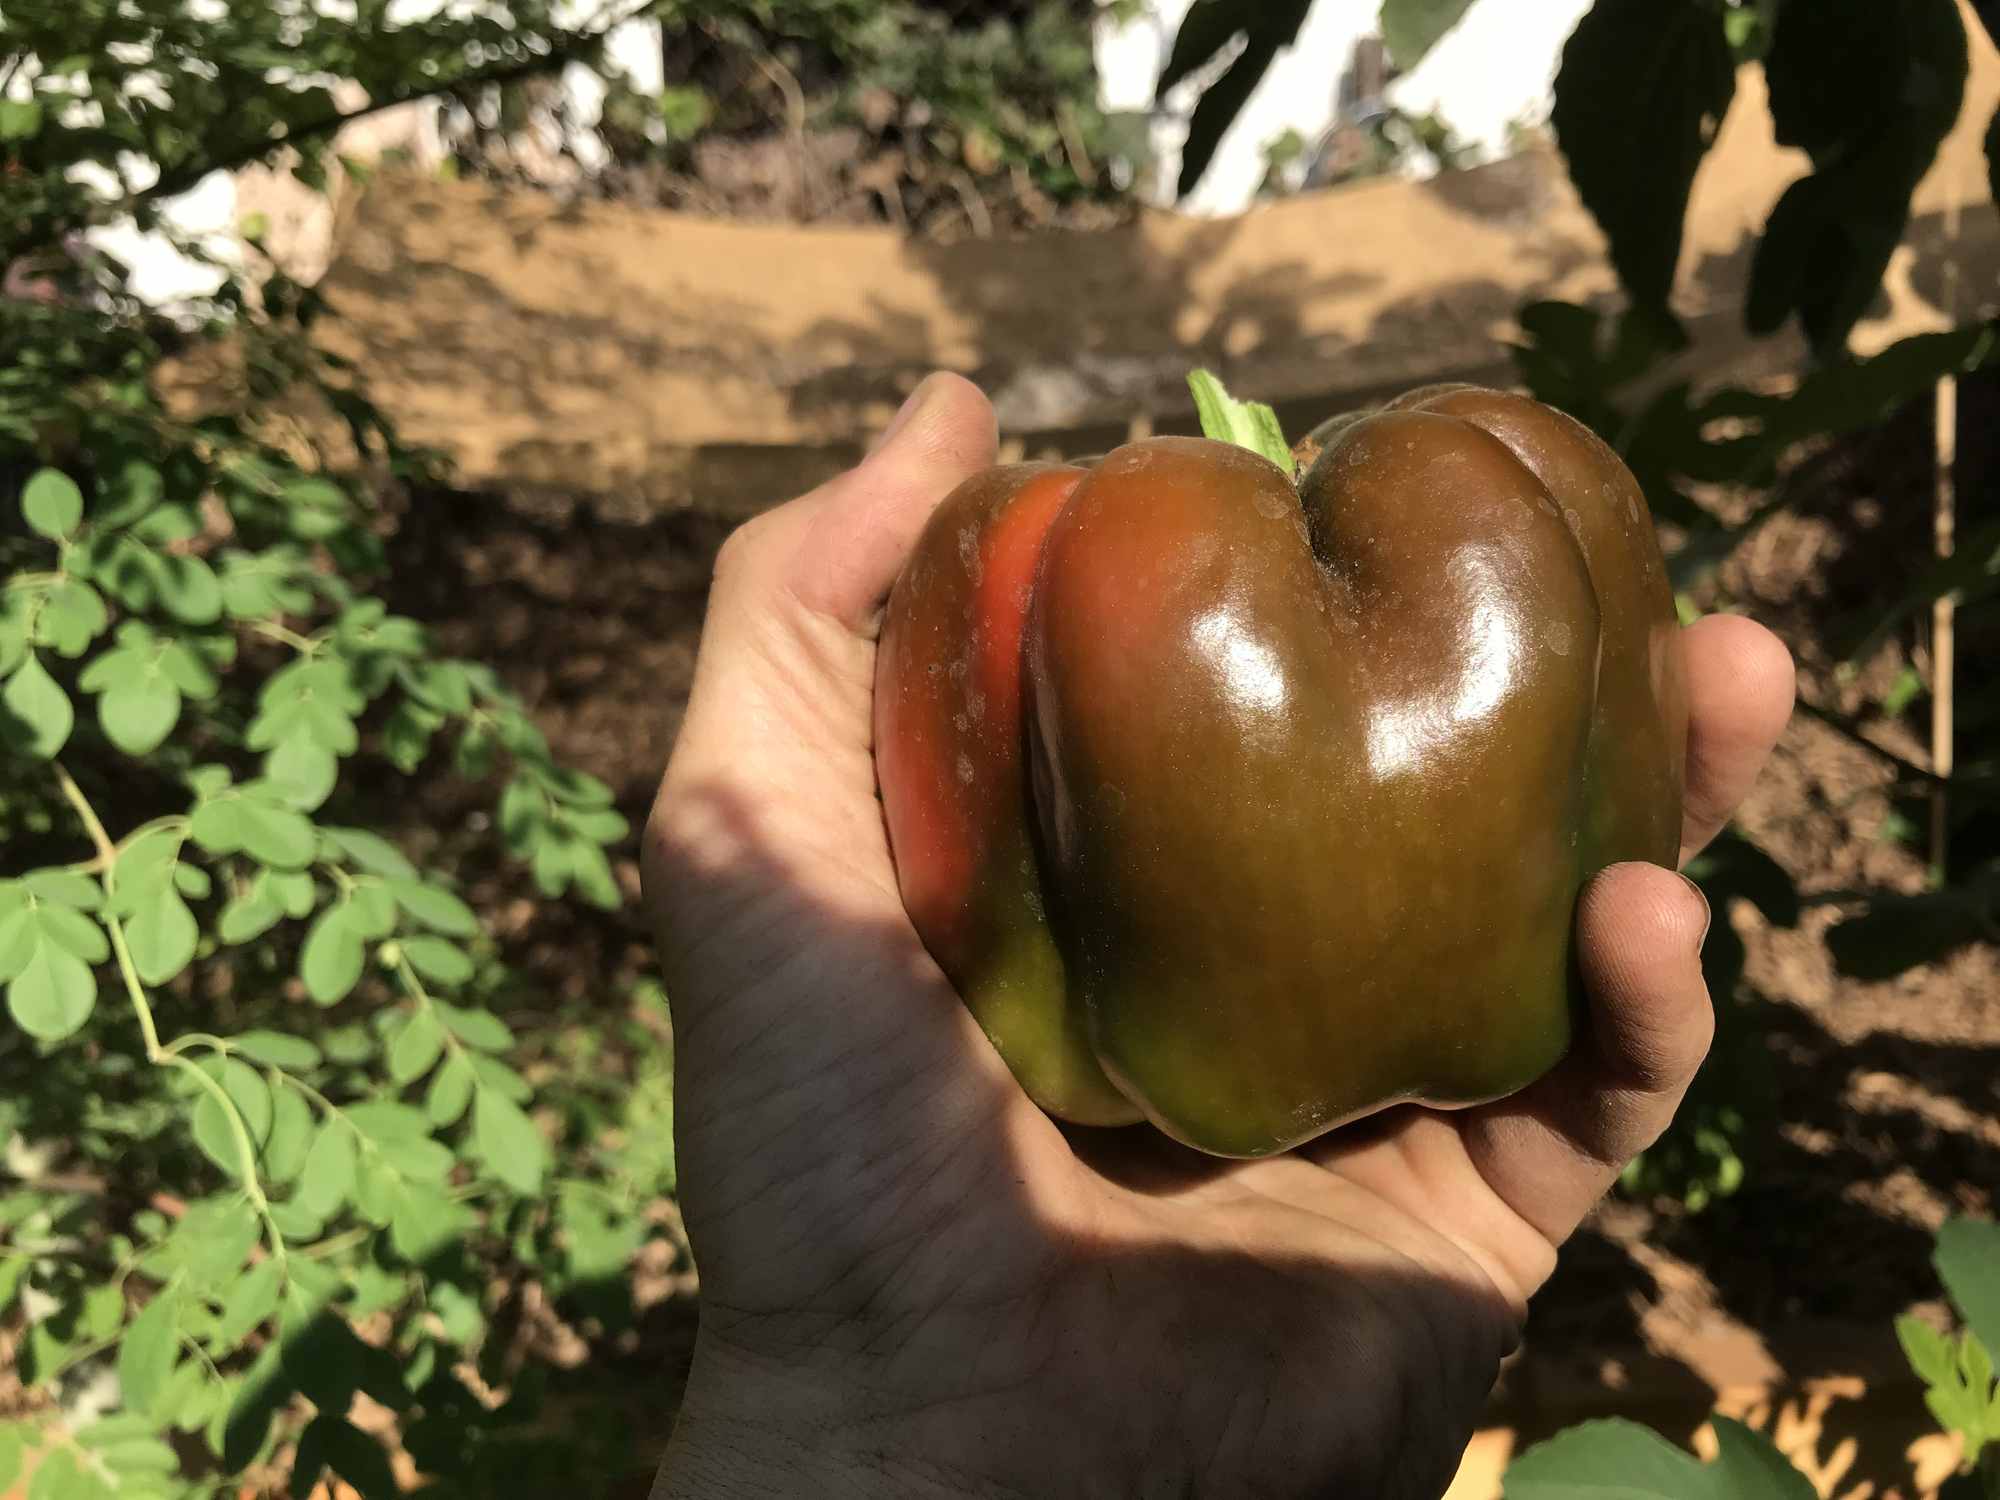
xmin=874 ymin=376 xmax=1688 ymax=1157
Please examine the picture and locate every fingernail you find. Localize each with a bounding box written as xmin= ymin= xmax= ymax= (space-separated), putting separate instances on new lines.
xmin=869 ymin=375 xmax=939 ymax=457
xmin=1678 ymin=873 xmax=1712 ymax=953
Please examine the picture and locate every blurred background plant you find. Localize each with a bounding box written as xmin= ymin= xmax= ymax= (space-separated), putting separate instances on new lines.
xmin=1523 ymin=0 xmax=2000 ymax=1221
xmin=1501 ymin=1218 xmax=2000 ymax=1496
xmin=449 ymin=0 xmax=1149 ymax=234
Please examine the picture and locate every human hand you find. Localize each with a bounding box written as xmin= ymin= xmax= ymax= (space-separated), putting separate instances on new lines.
xmin=643 ymin=374 xmax=1795 ymax=1499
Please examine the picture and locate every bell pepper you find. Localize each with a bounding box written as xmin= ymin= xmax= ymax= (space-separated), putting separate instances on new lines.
xmin=874 ymin=374 xmax=1688 ymax=1157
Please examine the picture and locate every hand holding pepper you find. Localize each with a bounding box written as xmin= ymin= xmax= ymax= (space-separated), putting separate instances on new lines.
xmin=643 ymin=373 xmax=1794 ymax=1500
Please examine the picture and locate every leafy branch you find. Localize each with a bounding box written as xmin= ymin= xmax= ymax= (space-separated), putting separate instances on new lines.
xmin=54 ymin=761 xmax=289 ymax=1265
xmin=132 ymin=1 xmax=654 ymax=210
xmin=1 ymin=9 xmax=662 ymax=1476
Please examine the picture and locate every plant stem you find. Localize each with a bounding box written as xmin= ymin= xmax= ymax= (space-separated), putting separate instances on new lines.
xmin=158 ymin=1031 xmax=236 ymax=1058
xmin=50 ymin=761 xmax=287 ymax=1263
xmin=250 ymin=619 xmax=319 ymax=653
xmin=276 ymin=1069 xmax=359 ymax=1135
xmin=299 ymin=1226 xmax=373 ymax=1259
xmin=1931 ymin=374 xmax=1957 ymax=882
xmin=52 ymin=761 xmax=117 ymax=867
xmin=177 ymin=1330 xmax=228 ymax=1386
xmin=395 ymin=954 xmax=474 ymax=1070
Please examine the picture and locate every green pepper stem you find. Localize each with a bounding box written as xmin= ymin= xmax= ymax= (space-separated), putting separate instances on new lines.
xmin=1187 ymin=369 xmax=1295 ymax=477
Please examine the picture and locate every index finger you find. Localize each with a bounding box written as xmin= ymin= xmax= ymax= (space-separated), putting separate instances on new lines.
xmin=1676 ymin=612 xmax=1796 ymax=865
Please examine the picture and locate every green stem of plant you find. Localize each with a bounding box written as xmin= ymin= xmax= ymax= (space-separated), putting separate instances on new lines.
xmin=50 ymin=761 xmax=287 ymax=1265
xmin=177 ymin=1329 xmax=227 ymax=1386
xmin=51 ymin=759 xmax=117 ymax=868
xmin=277 ymin=1070 xmax=360 ymax=1138
xmin=1186 ymin=368 xmax=1295 ymax=476
xmin=158 ymin=1031 xmax=236 ymax=1059
xmin=395 ymin=955 xmax=472 ymax=1069
xmin=250 ymin=619 xmax=319 ymax=653
xmin=299 ymin=1226 xmax=372 ymax=1259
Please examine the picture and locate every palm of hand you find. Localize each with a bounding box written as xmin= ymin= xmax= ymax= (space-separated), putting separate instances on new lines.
xmin=646 ymin=377 xmax=1793 ymax=1499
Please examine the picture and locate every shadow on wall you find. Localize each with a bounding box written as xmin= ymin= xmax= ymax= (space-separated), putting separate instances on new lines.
xmin=778 ymin=161 xmax=1604 ymax=452
xmin=308 ymin=153 xmax=1617 ymax=512
xmin=306 ymin=150 xmax=2000 ymax=527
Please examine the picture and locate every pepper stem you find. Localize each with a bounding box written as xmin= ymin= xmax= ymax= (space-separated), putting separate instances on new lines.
xmin=1187 ymin=368 xmax=1295 ymax=477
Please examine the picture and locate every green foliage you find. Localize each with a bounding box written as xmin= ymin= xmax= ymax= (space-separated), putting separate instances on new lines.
xmin=1748 ymin=0 xmax=1966 ymax=355
xmin=1 ymin=3 xmax=678 ymax=1496
xmin=1171 ymin=0 xmax=1992 ymax=359
xmin=853 ymin=2 xmax=1119 ymax=197
xmin=1155 ymin=0 xmax=1481 ymax=196
xmin=1551 ymin=0 xmax=1982 ymax=355
xmin=1894 ymin=1220 xmax=2000 ymax=1487
xmin=1 ymin=0 xmax=645 ymax=265
xmin=1379 ymin=0 xmax=1481 ymax=71
xmin=1898 ymin=1315 xmax=2000 ymax=1473
xmin=1513 ymin=303 xmax=2000 ymax=873
xmin=1504 ymin=1415 xmax=1815 ymax=1499
xmin=1508 ymin=1222 xmax=2000 ymax=1497
xmin=1513 ymin=310 xmax=1999 ymax=568
xmin=1156 ymin=0 xmax=1313 ymax=198
xmin=1512 ymin=290 xmax=2000 ymax=1204
xmin=1939 ymin=1220 xmax=2000 ymax=1374
xmin=576 ymin=1 xmax=1132 ymax=223
xmin=1550 ymin=0 xmax=1736 ymax=327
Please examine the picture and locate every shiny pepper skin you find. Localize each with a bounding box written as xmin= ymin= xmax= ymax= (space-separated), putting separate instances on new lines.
xmin=874 ymin=384 xmax=1689 ymax=1157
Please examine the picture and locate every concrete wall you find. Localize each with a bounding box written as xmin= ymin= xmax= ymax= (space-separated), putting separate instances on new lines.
xmin=296 ymin=40 xmax=2000 ymax=517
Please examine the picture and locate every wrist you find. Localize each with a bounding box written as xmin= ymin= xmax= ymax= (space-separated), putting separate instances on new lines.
xmin=654 ymin=1334 xmax=1014 ymax=1500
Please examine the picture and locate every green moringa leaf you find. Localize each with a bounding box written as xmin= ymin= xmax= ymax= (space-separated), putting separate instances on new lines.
xmin=300 ymin=904 xmax=365 ymax=1004
xmin=22 ymin=470 xmax=83 ymax=540
xmin=3 ymin=656 xmax=73 ymax=759
xmin=1936 ymin=1218 xmax=2000 ymax=1358
xmin=118 ymin=1285 xmax=181 ymax=1415
xmin=6 ymin=938 xmax=96 ymax=1039
xmin=473 ymin=1090 xmax=548 ymax=1195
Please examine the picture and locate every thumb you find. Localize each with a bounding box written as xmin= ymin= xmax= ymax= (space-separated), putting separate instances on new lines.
xmin=783 ymin=372 xmax=998 ymax=632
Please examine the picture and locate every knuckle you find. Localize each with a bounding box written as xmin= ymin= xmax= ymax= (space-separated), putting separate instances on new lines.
xmin=712 ymin=513 xmax=771 ymax=586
